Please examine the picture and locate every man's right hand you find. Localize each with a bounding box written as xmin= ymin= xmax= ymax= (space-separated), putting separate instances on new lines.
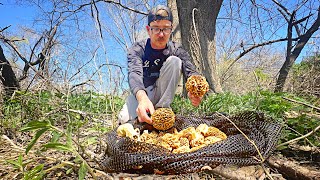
xmin=135 ymin=90 xmax=155 ymax=124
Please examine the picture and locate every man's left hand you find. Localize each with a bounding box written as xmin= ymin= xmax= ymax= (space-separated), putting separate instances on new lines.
xmin=188 ymin=92 xmax=203 ymax=107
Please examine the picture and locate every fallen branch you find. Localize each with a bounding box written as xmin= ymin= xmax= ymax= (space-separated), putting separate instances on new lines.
xmin=306 ymin=112 xmax=320 ymax=119
xmin=277 ymin=124 xmax=320 ymax=147
xmin=267 ymin=155 xmax=320 ymax=180
xmin=282 ymin=96 xmax=320 ymax=111
xmin=285 ymin=125 xmax=318 ymax=148
xmin=209 ymin=165 xmax=262 ymax=180
xmin=44 ymin=156 xmax=110 ymax=178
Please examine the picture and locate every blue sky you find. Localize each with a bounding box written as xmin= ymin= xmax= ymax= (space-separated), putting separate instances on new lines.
xmin=1 ymin=1 xmax=319 ymax=93
xmin=0 ymin=2 xmax=36 ymax=29
xmin=0 ymin=1 xmax=130 ymax=93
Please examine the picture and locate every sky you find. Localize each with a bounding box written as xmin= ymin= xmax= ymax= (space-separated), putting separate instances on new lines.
xmin=0 ymin=1 xmax=36 ymax=29
xmin=1 ymin=1 xmax=319 ymax=93
xmin=0 ymin=1 xmax=130 ymax=93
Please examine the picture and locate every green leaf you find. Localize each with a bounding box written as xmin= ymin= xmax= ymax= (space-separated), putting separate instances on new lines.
xmin=78 ymin=161 xmax=88 ymax=180
xmin=26 ymin=128 xmax=49 ymax=154
xmin=66 ymin=168 xmax=73 ymax=175
xmin=81 ymin=137 xmax=97 ymax=146
xmin=21 ymin=121 xmax=51 ymax=132
xmin=6 ymin=154 xmax=23 ymax=171
xmin=50 ymin=131 xmax=62 ymax=143
xmin=18 ymin=154 xmax=23 ymax=166
xmin=73 ymin=156 xmax=82 ymax=164
xmin=42 ymin=143 xmax=73 ymax=152
xmin=24 ymin=164 xmax=45 ymax=180
xmin=6 ymin=159 xmax=22 ymax=169
xmin=276 ymin=145 xmax=288 ymax=151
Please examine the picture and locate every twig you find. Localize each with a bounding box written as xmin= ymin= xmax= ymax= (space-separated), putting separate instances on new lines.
xmin=277 ymin=124 xmax=320 ymax=147
xmin=261 ymin=163 xmax=274 ymax=180
xmin=0 ymin=25 xmax=11 ymax=32
xmin=43 ymin=156 xmax=110 ymax=177
xmin=306 ymin=112 xmax=320 ymax=119
xmin=1 ymin=134 xmax=109 ymax=178
xmin=1 ymin=135 xmax=25 ymax=151
xmin=253 ymin=70 xmax=261 ymax=89
xmin=68 ymin=0 xmax=147 ymax=15
xmin=216 ymin=113 xmax=274 ymax=180
xmin=282 ymin=96 xmax=320 ymax=111
xmin=285 ymin=125 xmax=316 ymax=147
xmin=216 ymin=113 xmax=265 ymax=162
xmin=221 ymin=37 xmax=292 ymax=83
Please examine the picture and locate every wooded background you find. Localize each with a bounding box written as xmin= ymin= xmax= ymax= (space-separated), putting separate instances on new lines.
xmin=0 ymin=1 xmax=319 ymax=179
xmin=0 ymin=0 xmax=319 ymax=97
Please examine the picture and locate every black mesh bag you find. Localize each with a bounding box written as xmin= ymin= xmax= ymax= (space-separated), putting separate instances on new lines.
xmin=101 ymin=111 xmax=282 ymax=174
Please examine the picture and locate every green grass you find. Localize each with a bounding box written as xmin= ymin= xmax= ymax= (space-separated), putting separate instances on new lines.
xmin=1 ymin=89 xmax=319 ymax=148
xmin=172 ymin=90 xmax=319 ymax=146
xmin=1 ymin=89 xmax=319 ymax=179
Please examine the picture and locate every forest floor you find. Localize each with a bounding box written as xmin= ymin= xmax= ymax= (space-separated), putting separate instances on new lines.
xmin=1 ymin=126 xmax=319 ymax=180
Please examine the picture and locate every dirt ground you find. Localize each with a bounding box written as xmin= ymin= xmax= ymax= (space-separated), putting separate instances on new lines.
xmin=1 ymin=129 xmax=319 ymax=180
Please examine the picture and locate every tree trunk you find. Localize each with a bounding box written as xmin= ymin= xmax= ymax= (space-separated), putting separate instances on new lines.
xmin=0 ymin=45 xmax=20 ymax=96
xmin=168 ymin=0 xmax=181 ymax=43
xmin=176 ymin=0 xmax=223 ymax=93
xmin=168 ymin=0 xmax=184 ymax=95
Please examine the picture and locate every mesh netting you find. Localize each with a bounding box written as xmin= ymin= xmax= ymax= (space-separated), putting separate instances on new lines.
xmin=101 ymin=111 xmax=282 ymax=174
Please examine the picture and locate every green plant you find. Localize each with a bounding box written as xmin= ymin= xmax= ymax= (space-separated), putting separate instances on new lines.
xmin=172 ymin=90 xmax=319 ymax=147
xmin=3 ymin=88 xmax=319 ymax=179
xmin=6 ymin=154 xmax=45 ymax=180
xmin=20 ymin=119 xmax=94 ymax=179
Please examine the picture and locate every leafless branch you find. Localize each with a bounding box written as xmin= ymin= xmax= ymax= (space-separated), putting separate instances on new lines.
xmin=0 ymin=33 xmax=61 ymax=93
xmin=285 ymin=125 xmax=317 ymax=147
xmin=91 ymin=0 xmax=103 ymax=39
xmin=277 ymin=124 xmax=320 ymax=147
xmin=293 ymin=13 xmax=314 ymax=26
xmin=282 ymin=96 xmax=320 ymax=111
xmin=63 ymin=0 xmax=147 ymax=15
xmin=68 ymin=48 xmax=99 ymax=82
xmin=0 ymin=25 xmax=11 ymax=33
xmin=29 ymin=36 xmax=44 ymax=65
xmin=0 ymin=35 xmax=30 ymax=64
xmin=221 ymin=37 xmax=292 ymax=82
xmin=101 ymin=0 xmax=147 ymax=15
xmin=290 ymin=7 xmax=320 ymax=59
xmin=274 ymin=1 xmax=301 ymax=36
xmin=272 ymin=0 xmax=291 ymax=16
xmin=142 ymin=0 xmax=150 ymax=10
xmin=70 ymin=63 xmax=125 ymax=91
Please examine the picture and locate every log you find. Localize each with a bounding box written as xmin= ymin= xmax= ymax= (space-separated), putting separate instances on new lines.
xmin=267 ymin=155 xmax=320 ymax=180
xmin=208 ymin=165 xmax=263 ymax=180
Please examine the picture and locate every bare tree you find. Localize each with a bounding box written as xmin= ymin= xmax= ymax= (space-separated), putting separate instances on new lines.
xmin=274 ymin=3 xmax=320 ymax=92
xmin=3 ymin=0 xmax=318 ymax=96
xmin=213 ymin=0 xmax=320 ymax=93
xmin=0 ymin=44 xmax=20 ymax=96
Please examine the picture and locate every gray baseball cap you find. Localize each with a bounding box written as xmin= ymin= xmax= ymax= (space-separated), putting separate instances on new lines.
xmin=148 ymin=5 xmax=173 ymax=25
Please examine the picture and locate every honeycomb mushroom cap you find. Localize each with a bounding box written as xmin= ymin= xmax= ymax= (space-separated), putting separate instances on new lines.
xmin=186 ymin=75 xmax=209 ymax=97
xmin=151 ymin=108 xmax=175 ymax=131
